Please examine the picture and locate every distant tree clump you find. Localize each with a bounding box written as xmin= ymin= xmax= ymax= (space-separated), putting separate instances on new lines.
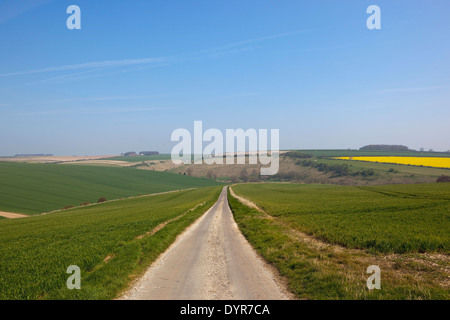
xmin=297 ymin=160 xmax=314 ymax=167
xmin=437 ymin=175 xmax=450 ymax=183
xmin=97 ymin=197 xmax=107 ymax=203
xmin=296 ymin=160 xmax=357 ymax=178
xmin=80 ymin=202 xmax=90 ymax=206
xmin=284 ymin=151 xmax=314 ymax=159
xmin=240 ymin=168 xmax=249 ymax=182
xmin=274 ymin=171 xmax=304 ymax=181
xmin=185 ymin=167 xmax=193 ymax=176
xmin=248 ymin=169 xmax=260 ymax=182
xmin=353 ymin=168 xmax=375 ymax=177
xmin=206 ymin=170 xmax=217 ymax=180
xmin=293 ymin=159 xmax=350 ymax=177
xmin=123 ymin=152 xmax=137 ymax=157
xmin=360 ymin=145 xmax=411 ymax=152
xmin=316 ymin=163 xmax=350 ymax=177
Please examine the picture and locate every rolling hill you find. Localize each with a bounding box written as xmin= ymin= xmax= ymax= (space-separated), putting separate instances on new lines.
xmin=0 ymin=162 xmax=221 ymax=215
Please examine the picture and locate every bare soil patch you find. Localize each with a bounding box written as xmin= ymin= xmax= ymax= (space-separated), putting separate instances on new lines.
xmin=0 ymin=211 xmax=29 ymax=219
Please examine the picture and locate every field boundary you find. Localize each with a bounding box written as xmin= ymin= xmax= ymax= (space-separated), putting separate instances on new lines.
xmin=40 ymin=188 xmax=197 ymax=216
xmin=0 ymin=188 xmax=199 ymax=219
xmin=135 ymin=201 xmax=207 ymax=240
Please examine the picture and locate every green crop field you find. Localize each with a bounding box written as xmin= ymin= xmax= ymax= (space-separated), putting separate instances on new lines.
xmin=0 ymin=186 xmax=222 ymax=300
xmin=104 ymin=154 xmax=172 ymax=162
xmin=0 ymin=162 xmax=221 ymax=215
xmin=229 ymin=183 xmax=450 ymax=299
xmin=232 ymin=183 xmax=450 ymax=253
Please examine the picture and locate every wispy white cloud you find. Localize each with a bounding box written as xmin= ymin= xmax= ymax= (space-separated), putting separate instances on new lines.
xmin=0 ymin=29 xmax=307 ymax=86
xmin=3 ymin=62 xmax=172 ymax=90
xmin=0 ymin=57 xmax=167 ymax=77
xmin=180 ymin=29 xmax=307 ymax=62
xmin=379 ymin=86 xmax=447 ymax=93
xmin=0 ymin=63 xmax=168 ymax=92
xmin=0 ymin=0 xmax=55 ymax=23
xmin=19 ymin=67 xmax=112 ymax=86
xmin=40 ymin=63 xmax=172 ymax=85
xmin=40 ymin=94 xmax=175 ymax=104
xmin=1 ymin=29 xmax=306 ymax=78
xmin=194 ymin=30 xmax=308 ymax=55
xmin=268 ymin=44 xmax=348 ymax=55
xmin=14 ymin=107 xmax=172 ymax=116
xmin=14 ymin=110 xmax=67 ymax=116
xmin=207 ymin=46 xmax=256 ymax=59
xmin=88 ymin=107 xmax=172 ymax=114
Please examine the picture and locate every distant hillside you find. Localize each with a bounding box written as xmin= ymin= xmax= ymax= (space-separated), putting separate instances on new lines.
xmin=105 ymin=154 xmax=171 ymax=162
xmin=360 ymin=145 xmax=411 ymax=152
xmin=15 ymin=154 xmax=53 ymax=157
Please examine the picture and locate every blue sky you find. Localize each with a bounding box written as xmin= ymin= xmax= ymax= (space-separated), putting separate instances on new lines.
xmin=0 ymin=0 xmax=449 ymax=155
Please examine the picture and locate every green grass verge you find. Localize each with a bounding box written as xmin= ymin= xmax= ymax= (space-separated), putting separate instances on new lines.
xmin=0 ymin=162 xmax=221 ymax=214
xmin=0 ymin=186 xmax=222 ymax=300
xmin=232 ymin=183 xmax=450 ymax=253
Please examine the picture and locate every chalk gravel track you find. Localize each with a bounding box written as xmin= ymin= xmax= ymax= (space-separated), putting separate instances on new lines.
xmin=0 ymin=211 xmax=28 ymax=219
xmin=120 ymin=186 xmax=290 ymax=300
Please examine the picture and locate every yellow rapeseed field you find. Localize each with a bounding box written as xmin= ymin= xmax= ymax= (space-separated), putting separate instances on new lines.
xmin=335 ymin=156 xmax=450 ymax=169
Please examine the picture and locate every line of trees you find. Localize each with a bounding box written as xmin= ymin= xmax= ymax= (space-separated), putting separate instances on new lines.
xmin=359 ymin=145 xmax=410 ymax=152
xmin=284 ymin=151 xmax=314 ymax=159
xmin=297 ymin=160 xmax=374 ymax=178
